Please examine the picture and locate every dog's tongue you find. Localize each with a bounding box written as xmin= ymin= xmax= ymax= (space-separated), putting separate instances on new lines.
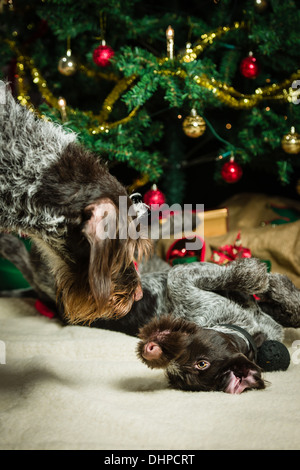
xmin=225 ymin=370 xmax=258 ymax=394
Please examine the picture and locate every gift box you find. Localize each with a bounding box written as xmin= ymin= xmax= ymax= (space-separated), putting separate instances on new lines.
xmin=166 ymin=235 xmax=205 ymax=266
xmin=156 ymin=207 xmax=228 ymax=261
xmin=211 ymin=231 xmax=251 ymax=264
xmin=201 ymin=208 xmax=228 ymax=238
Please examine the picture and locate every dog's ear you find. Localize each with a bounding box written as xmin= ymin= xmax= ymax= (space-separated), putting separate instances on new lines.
xmin=252 ymin=332 xmax=267 ymax=348
xmin=82 ymin=198 xmax=119 ymax=311
xmin=83 ymin=198 xmax=117 ymax=241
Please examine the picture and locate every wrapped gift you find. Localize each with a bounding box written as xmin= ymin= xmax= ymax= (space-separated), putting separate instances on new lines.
xmin=201 ymin=208 xmax=228 ymax=238
xmin=211 ymin=232 xmax=251 ymax=265
xmin=166 ymin=236 xmax=205 ymax=266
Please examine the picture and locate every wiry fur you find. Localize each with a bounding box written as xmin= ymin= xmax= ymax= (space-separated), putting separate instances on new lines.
xmin=133 ymin=258 xmax=300 ymax=393
xmin=1 ymin=235 xmax=300 ymax=392
xmin=137 ymin=315 xmax=266 ymax=393
xmin=0 ymin=82 xmax=151 ymax=323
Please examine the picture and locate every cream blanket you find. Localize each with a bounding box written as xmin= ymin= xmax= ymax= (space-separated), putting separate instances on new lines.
xmin=1 ymin=192 xmax=300 ymax=450
xmin=0 ymin=297 xmax=299 ymax=450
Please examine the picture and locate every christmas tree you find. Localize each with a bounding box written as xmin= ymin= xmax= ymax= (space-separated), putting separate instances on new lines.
xmin=1 ymin=0 xmax=300 ymax=206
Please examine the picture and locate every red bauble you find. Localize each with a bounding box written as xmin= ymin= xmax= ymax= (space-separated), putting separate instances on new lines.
xmin=93 ymin=43 xmax=114 ymax=67
xmin=240 ymin=53 xmax=260 ymax=79
xmin=166 ymin=236 xmax=206 ymax=266
xmin=143 ymin=185 xmax=166 ymax=207
xmin=221 ymin=158 xmax=243 ymax=183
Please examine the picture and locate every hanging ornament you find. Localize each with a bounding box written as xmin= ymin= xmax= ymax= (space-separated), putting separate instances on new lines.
xmin=93 ymin=12 xmax=114 ymax=67
xmin=93 ymin=40 xmax=114 ymax=67
xmin=281 ymin=127 xmax=300 ymax=154
xmin=143 ymin=184 xmax=166 ymax=207
xmin=182 ymin=109 xmax=206 ymax=138
xmin=58 ymin=39 xmax=77 ymax=76
xmin=221 ymin=156 xmax=243 ymax=183
xmin=240 ymin=52 xmax=260 ymax=79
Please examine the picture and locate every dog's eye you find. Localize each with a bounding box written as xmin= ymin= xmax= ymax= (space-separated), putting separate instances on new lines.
xmin=195 ymin=360 xmax=210 ymax=370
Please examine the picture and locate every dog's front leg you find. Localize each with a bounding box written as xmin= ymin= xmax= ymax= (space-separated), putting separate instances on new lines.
xmin=259 ymin=273 xmax=300 ymax=328
xmin=168 ymin=258 xmax=269 ymax=295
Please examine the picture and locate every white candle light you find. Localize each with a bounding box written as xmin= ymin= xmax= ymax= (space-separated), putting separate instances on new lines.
xmin=166 ymin=25 xmax=174 ymax=59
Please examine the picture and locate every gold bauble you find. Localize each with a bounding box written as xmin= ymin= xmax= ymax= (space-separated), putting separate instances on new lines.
xmin=182 ymin=109 xmax=206 ymax=138
xmin=58 ymin=49 xmax=77 ymax=76
xmin=281 ymin=127 xmax=300 ymax=154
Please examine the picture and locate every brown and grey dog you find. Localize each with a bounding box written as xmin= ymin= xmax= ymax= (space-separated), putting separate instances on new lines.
xmin=1 ymin=233 xmax=299 ymax=394
xmin=94 ymin=257 xmax=299 ymax=394
xmin=137 ymin=315 xmax=265 ymax=393
xmin=0 ymin=82 xmax=151 ymax=324
xmin=134 ymin=259 xmax=300 ymax=394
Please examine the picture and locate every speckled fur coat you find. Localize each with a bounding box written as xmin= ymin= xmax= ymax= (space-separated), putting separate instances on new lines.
xmin=0 ymin=82 xmax=150 ymax=324
xmin=1 ymin=232 xmax=299 ymax=347
xmin=95 ymin=256 xmax=300 ymax=343
xmin=0 ymin=81 xmax=76 ymax=239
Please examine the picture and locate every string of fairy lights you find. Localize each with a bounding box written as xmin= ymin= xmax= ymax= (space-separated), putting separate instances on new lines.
xmin=5 ymin=17 xmax=300 ymax=188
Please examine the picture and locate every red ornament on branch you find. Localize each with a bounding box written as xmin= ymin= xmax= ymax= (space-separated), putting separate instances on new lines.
xmin=143 ymin=184 xmax=166 ymax=207
xmin=240 ymin=52 xmax=260 ymax=79
xmin=221 ymin=157 xmax=243 ymax=183
xmin=93 ymin=40 xmax=114 ymax=67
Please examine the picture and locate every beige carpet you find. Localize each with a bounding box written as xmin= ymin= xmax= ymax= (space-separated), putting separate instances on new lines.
xmin=0 ymin=296 xmax=299 ymax=450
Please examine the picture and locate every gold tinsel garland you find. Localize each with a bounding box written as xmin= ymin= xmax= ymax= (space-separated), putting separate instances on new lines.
xmin=8 ymin=39 xmax=139 ymax=132
xmin=5 ymin=20 xmax=300 ymax=133
xmin=183 ymin=22 xmax=245 ymax=62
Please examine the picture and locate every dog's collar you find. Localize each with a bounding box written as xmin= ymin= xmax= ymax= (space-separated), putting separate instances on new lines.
xmin=219 ymin=324 xmax=258 ymax=361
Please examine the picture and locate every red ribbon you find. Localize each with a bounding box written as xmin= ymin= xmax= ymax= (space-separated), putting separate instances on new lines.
xmin=35 ymin=299 xmax=55 ymax=319
xmin=211 ymin=232 xmax=251 ymax=265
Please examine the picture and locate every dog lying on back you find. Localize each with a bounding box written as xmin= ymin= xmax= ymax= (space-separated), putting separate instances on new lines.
xmin=0 ymin=82 xmax=151 ymax=324
xmin=127 ymin=258 xmax=299 ymax=393
xmin=137 ymin=315 xmax=265 ymax=393
xmin=1 ymin=234 xmax=299 ymax=394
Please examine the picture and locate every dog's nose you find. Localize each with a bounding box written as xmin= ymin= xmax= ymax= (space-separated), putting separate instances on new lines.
xmin=142 ymin=342 xmax=162 ymax=360
xmin=134 ymin=285 xmax=143 ymax=301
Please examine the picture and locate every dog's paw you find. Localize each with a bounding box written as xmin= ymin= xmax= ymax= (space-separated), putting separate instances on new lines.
xmin=230 ymin=258 xmax=269 ymax=294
